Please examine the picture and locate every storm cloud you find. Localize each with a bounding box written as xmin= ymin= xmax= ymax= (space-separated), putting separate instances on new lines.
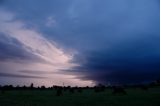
xmin=60 ymin=0 xmax=160 ymax=84
xmin=1 ymin=0 xmax=160 ymax=86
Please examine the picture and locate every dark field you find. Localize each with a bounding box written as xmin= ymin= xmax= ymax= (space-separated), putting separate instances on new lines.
xmin=0 ymin=87 xmax=160 ymax=106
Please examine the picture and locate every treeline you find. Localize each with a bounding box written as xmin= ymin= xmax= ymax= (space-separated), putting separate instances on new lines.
xmin=0 ymin=80 xmax=160 ymax=96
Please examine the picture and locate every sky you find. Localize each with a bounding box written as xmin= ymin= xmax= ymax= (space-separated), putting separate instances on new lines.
xmin=0 ymin=0 xmax=160 ymax=86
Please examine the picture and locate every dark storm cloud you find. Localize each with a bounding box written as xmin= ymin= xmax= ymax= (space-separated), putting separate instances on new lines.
xmin=0 ymin=33 xmax=41 ymax=62
xmin=53 ymin=0 xmax=160 ymax=84
xmin=70 ymin=35 xmax=160 ymax=84
xmin=0 ymin=72 xmax=45 ymax=79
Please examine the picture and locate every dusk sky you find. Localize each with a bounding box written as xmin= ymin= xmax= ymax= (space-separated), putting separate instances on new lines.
xmin=0 ymin=0 xmax=160 ymax=87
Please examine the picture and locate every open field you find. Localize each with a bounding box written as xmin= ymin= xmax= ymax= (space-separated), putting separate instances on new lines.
xmin=0 ymin=87 xmax=160 ymax=106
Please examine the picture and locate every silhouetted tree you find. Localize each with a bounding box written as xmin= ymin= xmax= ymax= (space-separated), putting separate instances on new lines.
xmin=30 ymin=83 xmax=34 ymax=89
xmin=22 ymin=85 xmax=27 ymax=90
xmin=41 ymin=86 xmax=46 ymax=90
xmin=15 ymin=85 xmax=20 ymax=90
xmin=94 ymin=84 xmax=106 ymax=93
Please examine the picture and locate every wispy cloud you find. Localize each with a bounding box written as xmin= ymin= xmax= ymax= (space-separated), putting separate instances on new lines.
xmin=0 ymin=9 xmax=76 ymax=68
xmin=19 ymin=70 xmax=55 ymax=74
xmin=0 ymin=9 xmax=93 ymax=86
xmin=0 ymin=72 xmax=45 ymax=79
xmin=45 ymin=16 xmax=56 ymax=27
xmin=0 ymin=32 xmax=42 ymax=62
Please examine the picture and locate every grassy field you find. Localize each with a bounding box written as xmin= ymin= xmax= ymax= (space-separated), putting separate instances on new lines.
xmin=0 ymin=87 xmax=160 ymax=106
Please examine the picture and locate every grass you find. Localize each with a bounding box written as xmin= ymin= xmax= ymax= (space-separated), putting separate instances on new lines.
xmin=0 ymin=87 xmax=160 ymax=106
